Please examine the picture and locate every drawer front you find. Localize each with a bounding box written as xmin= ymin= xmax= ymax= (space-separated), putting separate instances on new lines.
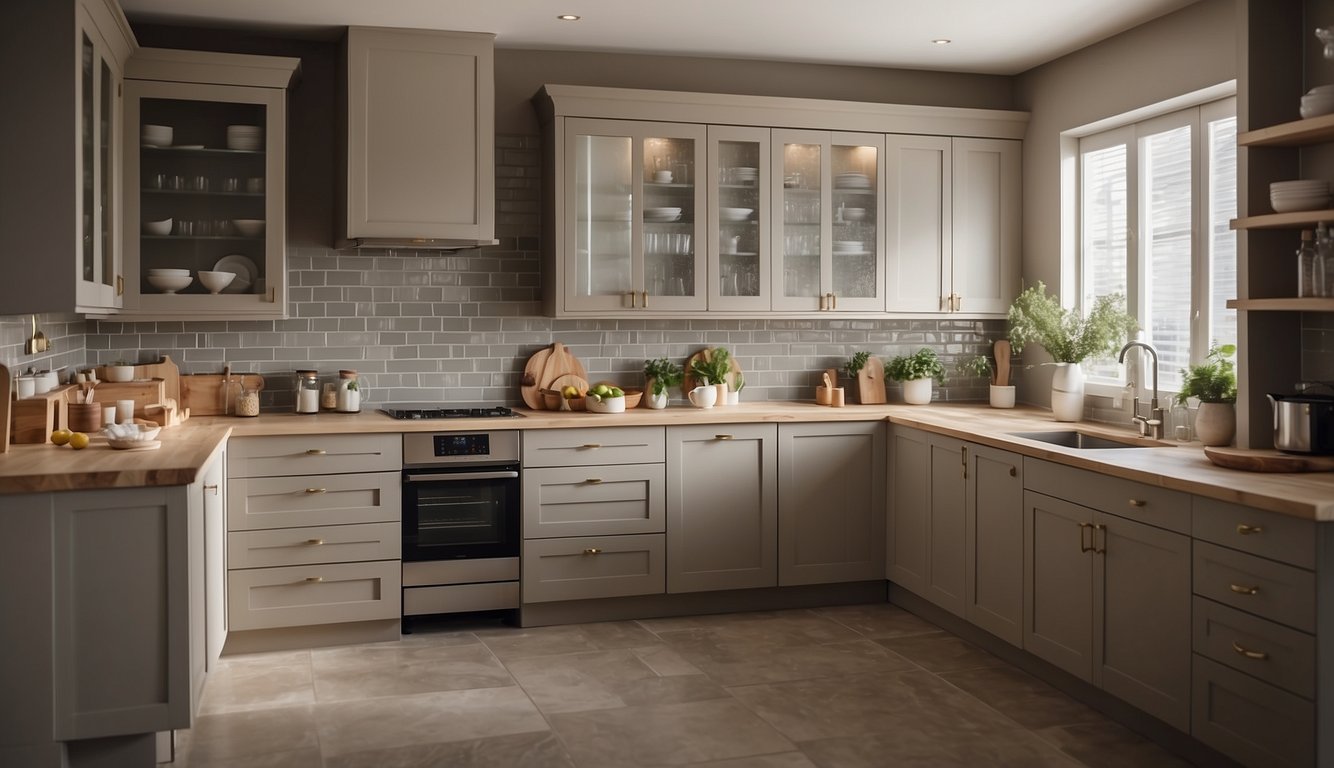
xmin=1024 ymin=459 xmax=1189 ymax=533
xmin=1192 ymin=655 xmax=1314 ymax=768
xmin=523 ymin=426 xmax=665 ymax=467
xmin=522 ymin=534 xmax=665 ymax=603
xmin=1192 ymin=598 xmax=1315 ymax=700
xmin=1192 ymin=497 xmax=1316 ymax=570
xmin=227 ymin=472 xmax=401 ymax=531
xmin=228 ymin=522 xmax=401 ymax=570
xmin=227 ymin=560 xmax=401 ymax=631
xmin=228 ymin=434 xmax=401 ymax=478
xmin=523 ymin=464 xmax=665 ymax=538
xmin=1192 ymin=541 xmax=1315 ymax=633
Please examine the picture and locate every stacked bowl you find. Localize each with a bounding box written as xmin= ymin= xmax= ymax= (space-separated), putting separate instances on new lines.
xmin=141 ymin=124 xmax=173 ymax=147
xmin=226 ymin=125 xmax=263 ymax=151
xmin=719 ymin=207 xmax=753 ymax=222
xmin=833 ymin=240 xmax=864 ymax=254
xmin=1270 ymin=180 xmax=1330 ymax=213
xmin=733 ymin=166 xmax=758 ymax=184
xmin=1300 ymin=86 xmax=1334 ymax=119
xmin=146 ymin=268 xmax=192 ymax=294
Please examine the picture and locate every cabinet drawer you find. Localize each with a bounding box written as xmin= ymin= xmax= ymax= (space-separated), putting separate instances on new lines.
xmin=524 ymin=464 xmax=665 ymax=538
xmin=1192 ymin=598 xmax=1315 ymax=700
xmin=228 ymin=522 xmax=401 ymax=570
xmin=523 ymin=427 xmax=665 ymax=467
xmin=1191 ymin=655 xmax=1314 ymax=768
xmin=1024 ymin=459 xmax=1189 ymax=533
xmin=522 ymin=534 xmax=665 ymax=603
xmin=1192 ymin=541 xmax=1315 ymax=633
xmin=228 ymin=434 xmax=401 ymax=477
xmin=1192 ymin=497 xmax=1315 ymax=570
xmin=227 ymin=560 xmax=401 ymax=631
xmin=227 ymin=472 xmax=400 ymax=531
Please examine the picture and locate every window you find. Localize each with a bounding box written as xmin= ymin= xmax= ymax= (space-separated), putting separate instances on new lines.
xmin=1076 ymin=97 xmax=1236 ymax=395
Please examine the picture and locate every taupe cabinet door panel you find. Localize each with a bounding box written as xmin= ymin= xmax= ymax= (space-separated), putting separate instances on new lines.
xmin=887 ymin=425 xmax=929 ymax=592
xmin=778 ymin=422 xmax=885 ymax=585
xmin=523 ymin=463 xmax=666 ymax=538
xmin=1023 ymin=491 xmax=1096 ymax=681
xmin=965 ymin=444 xmax=1024 ymax=647
xmin=666 ymin=424 xmax=778 ymax=593
xmin=926 ymin=435 xmax=967 ymax=615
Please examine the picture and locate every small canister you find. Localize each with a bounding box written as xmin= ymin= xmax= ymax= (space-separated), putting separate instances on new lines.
xmin=321 ymin=382 xmax=338 ymax=411
xmin=295 ymin=370 xmax=320 ymax=414
xmin=234 ymin=386 xmax=260 ymax=417
xmin=336 ymin=369 xmax=361 ymax=413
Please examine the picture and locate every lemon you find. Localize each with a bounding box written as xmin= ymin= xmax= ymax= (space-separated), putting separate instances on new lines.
xmin=68 ymin=432 xmax=90 ymax=450
xmin=50 ymin=429 xmax=72 ymax=446
xmin=561 ymin=385 xmax=578 ymax=399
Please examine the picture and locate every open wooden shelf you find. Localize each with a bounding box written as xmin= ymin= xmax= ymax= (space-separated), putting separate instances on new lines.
xmin=1237 ymin=113 xmax=1334 ymax=147
xmin=1230 ymin=209 xmax=1334 ymax=230
xmin=1226 ymin=297 xmax=1334 ymax=311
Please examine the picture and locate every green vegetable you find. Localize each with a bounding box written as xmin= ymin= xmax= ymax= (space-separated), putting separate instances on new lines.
xmin=690 ymin=347 xmax=733 ymax=386
xmin=887 ymin=348 xmax=946 ymax=385
xmin=1176 ymin=343 xmax=1236 ymax=404
xmin=643 ymin=358 xmax=684 ymax=397
xmin=958 ymin=355 xmax=994 ymax=383
xmin=843 ymin=351 xmax=870 ymax=380
xmin=1007 ymin=281 xmax=1137 ymax=364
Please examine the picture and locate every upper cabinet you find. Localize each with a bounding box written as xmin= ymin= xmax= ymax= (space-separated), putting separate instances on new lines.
xmin=120 ymin=48 xmax=299 ymax=320
xmin=341 ymin=28 xmax=496 ymax=249
xmin=0 ymin=0 xmax=135 ymax=316
xmin=535 ymin=84 xmax=1028 ymax=318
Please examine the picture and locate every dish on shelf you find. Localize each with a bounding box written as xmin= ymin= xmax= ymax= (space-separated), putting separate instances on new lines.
xmin=147 ymin=268 xmax=190 ymax=277
xmin=147 ymin=273 xmax=193 ymax=294
xmin=833 ymin=240 xmax=863 ymax=252
xmin=834 ymin=172 xmax=871 ymax=189
xmin=197 ymin=270 xmax=236 ymax=294
xmin=1300 ymin=88 xmax=1334 ymax=119
xmin=644 ymin=207 xmax=683 ymax=222
xmin=839 ymin=207 xmax=867 ymax=221
xmin=1270 ymin=180 xmax=1330 ymax=212
xmin=173 ymin=144 xmax=206 ymax=150
xmin=143 ymin=218 xmax=172 ymax=236
xmin=232 ymin=219 xmax=265 ymax=237
xmin=719 ymin=207 xmax=753 ymax=221
xmin=226 ymin=125 xmax=263 ymax=151
xmin=140 ymin=124 xmax=172 ymax=147
xmin=214 ymin=254 xmax=258 ymax=284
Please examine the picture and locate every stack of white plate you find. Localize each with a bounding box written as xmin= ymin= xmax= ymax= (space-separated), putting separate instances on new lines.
xmin=644 ymin=207 xmax=682 ymax=222
xmin=226 ymin=125 xmax=263 ymax=151
xmin=841 ymin=207 xmax=867 ymax=221
xmin=833 ymin=240 xmax=864 ymax=253
xmin=141 ymin=124 xmax=173 ymax=147
xmin=719 ymin=207 xmax=753 ymax=221
xmin=146 ymin=268 xmax=192 ymax=294
xmin=834 ymin=172 xmax=871 ymax=189
xmin=1300 ymin=85 xmax=1334 ymax=119
xmin=214 ymin=254 xmax=258 ymax=294
xmin=733 ymin=167 xmax=758 ymax=183
xmin=1270 ymin=180 xmax=1330 ymax=213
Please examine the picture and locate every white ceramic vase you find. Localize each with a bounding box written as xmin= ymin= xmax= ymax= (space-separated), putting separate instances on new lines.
xmin=1194 ymin=402 xmax=1236 ymax=446
xmin=990 ymin=384 xmax=1016 ymax=409
xmin=646 ymin=389 xmax=668 ymax=409
xmin=902 ymin=378 xmax=933 ymax=405
xmin=1050 ymin=363 xmax=1085 ymax=422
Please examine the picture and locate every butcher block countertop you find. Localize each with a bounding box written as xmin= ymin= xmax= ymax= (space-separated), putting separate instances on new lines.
xmin=3 ymin=402 xmax=1331 ymax=521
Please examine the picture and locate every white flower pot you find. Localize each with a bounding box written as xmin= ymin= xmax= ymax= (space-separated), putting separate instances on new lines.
xmin=645 ymin=390 xmax=668 ymax=409
xmin=1194 ymin=402 xmax=1236 ymax=447
xmin=901 ymin=378 xmax=933 ymax=405
xmin=990 ymin=385 xmax=1016 ymax=409
xmin=1050 ymin=363 xmax=1085 ymax=422
xmin=727 ymin=389 xmax=740 ymax=405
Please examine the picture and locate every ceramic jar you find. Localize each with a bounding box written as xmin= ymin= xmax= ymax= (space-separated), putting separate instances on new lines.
xmin=1050 ymin=363 xmax=1085 ymax=422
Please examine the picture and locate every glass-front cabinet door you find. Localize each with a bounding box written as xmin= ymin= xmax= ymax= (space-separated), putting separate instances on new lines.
xmin=708 ymin=126 xmax=769 ymax=311
xmin=771 ymin=131 xmax=885 ymax=312
xmin=123 ymin=79 xmax=286 ymax=318
xmin=563 ymin=118 xmax=706 ymax=313
xmin=75 ymin=6 xmax=122 ymax=311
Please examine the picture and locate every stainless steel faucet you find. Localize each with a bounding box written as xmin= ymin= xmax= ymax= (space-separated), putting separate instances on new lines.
xmin=1117 ymin=341 xmax=1164 ymax=439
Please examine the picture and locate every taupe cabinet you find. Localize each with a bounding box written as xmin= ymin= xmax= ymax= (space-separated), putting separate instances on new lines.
xmin=666 ymin=424 xmax=779 ymax=592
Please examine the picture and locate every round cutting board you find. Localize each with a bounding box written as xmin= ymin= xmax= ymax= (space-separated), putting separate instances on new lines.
xmin=682 ymin=348 xmax=744 ymax=396
xmin=520 ymin=346 xmax=553 ymax=409
xmin=1203 ymin=446 xmax=1334 ymax=473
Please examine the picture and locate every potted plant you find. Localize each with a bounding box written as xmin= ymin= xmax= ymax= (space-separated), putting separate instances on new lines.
xmin=642 ymin=358 xmax=683 ymax=410
xmin=887 ymin=348 xmax=946 ymax=405
xmin=1007 ymin=281 xmax=1137 ymax=422
xmin=690 ymin=347 xmax=734 ymax=405
xmin=1176 ymin=343 xmax=1237 ymax=446
xmin=959 ymin=355 xmax=1014 ymax=409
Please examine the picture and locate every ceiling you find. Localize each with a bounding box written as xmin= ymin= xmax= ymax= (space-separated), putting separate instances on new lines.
xmin=119 ymin=0 xmax=1200 ymax=76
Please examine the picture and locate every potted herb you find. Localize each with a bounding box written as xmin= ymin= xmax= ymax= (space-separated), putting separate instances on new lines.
xmin=1176 ymin=343 xmax=1237 ymax=446
xmin=960 ymin=347 xmax=1015 ymax=408
xmin=887 ymin=348 xmax=946 ymax=405
xmin=642 ymin=358 xmax=683 ymax=410
xmin=690 ymin=347 xmax=734 ymax=405
xmin=1007 ymin=281 xmax=1136 ymax=422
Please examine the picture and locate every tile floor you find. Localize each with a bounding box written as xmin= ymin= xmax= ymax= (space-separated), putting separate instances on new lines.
xmin=171 ymin=603 xmax=1196 ymax=767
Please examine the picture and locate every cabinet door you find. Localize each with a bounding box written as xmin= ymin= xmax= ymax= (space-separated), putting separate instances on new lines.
xmin=202 ymin=452 xmax=227 ymax=672
xmin=1094 ymin=511 xmax=1191 ymax=731
xmin=884 ymin=135 xmax=950 ymax=312
xmin=666 ymin=424 xmax=778 ymax=593
xmin=1023 ymin=491 xmax=1095 ymax=682
xmin=926 ymin=435 xmax=967 ymax=616
xmin=563 ymin=117 xmax=706 ymax=313
xmin=951 ymin=138 xmax=1020 ymax=315
xmin=778 ymin=422 xmax=885 ymax=585
xmin=708 ymin=125 xmax=770 ymax=311
xmin=965 ymin=445 xmax=1024 ymax=647
xmin=345 ymin=28 xmax=494 ymax=243
xmin=75 ymin=5 xmax=124 ymax=311
xmin=887 ymin=426 xmax=929 ymax=591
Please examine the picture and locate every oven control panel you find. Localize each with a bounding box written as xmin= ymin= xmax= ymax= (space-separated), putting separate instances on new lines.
xmin=403 ymin=431 xmax=520 ymax=467
xmin=435 ymin=433 xmax=491 ymax=456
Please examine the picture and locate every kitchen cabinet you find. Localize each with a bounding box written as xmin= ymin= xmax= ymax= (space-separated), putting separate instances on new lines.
xmin=0 ymin=0 xmax=134 ymax=315
xmin=964 ymin=442 xmax=1024 ymax=645
xmin=120 ymin=48 xmax=298 ymax=320
xmin=341 ymin=27 xmax=496 ymax=248
xmin=771 ymin=130 xmax=885 ymax=312
xmin=708 ymin=125 xmax=771 ymax=311
xmin=666 ymin=424 xmax=778 ymax=593
xmin=777 ymin=421 xmax=885 ymax=585
xmin=884 ymin=136 xmax=1020 ymax=314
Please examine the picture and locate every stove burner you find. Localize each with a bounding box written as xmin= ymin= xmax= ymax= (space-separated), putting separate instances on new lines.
xmin=379 ymin=404 xmax=519 ymax=420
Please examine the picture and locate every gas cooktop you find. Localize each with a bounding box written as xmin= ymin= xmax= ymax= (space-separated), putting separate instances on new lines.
xmin=379 ymin=403 xmax=521 ymax=420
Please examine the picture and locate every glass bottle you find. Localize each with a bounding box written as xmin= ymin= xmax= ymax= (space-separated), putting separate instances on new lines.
xmin=295 ymin=370 xmax=320 ymax=414
xmin=335 ymin=369 xmax=362 ymax=413
xmin=1318 ymin=225 xmax=1333 ymax=297
xmin=1298 ymin=229 xmax=1319 ymax=298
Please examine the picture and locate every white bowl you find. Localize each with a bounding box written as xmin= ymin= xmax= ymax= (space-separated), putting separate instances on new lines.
xmin=1301 ymin=103 xmax=1334 ymax=119
xmin=841 ymin=207 xmax=867 ymax=221
xmin=232 ymin=219 xmax=265 ymax=237
xmin=147 ymin=274 xmax=193 ymax=294
xmin=197 ymin=270 xmax=236 ymax=294
xmin=140 ymin=125 xmax=173 ymax=146
xmin=1271 ymin=179 xmax=1328 ymax=190
xmin=585 ymin=394 xmax=626 ymax=414
xmin=143 ymin=218 xmax=172 ymax=236
xmin=1271 ymin=195 xmax=1330 ymax=213
xmin=719 ymin=207 xmax=753 ymax=221
xmin=148 ymin=268 xmax=190 ymax=275
xmin=833 ymin=240 xmax=862 ymax=250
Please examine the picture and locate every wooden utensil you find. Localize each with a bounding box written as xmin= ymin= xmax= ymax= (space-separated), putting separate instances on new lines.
xmin=1203 ymin=446 xmax=1334 ymax=473
xmin=0 ymin=363 xmax=10 ymax=453
xmin=857 ymin=356 xmax=887 ymax=405
xmin=994 ymin=340 xmax=1012 ymax=387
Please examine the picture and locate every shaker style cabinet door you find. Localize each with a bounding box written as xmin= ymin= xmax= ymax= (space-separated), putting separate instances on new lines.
xmin=1023 ymin=491 xmax=1096 ymax=682
xmin=887 ymin=425 xmax=930 ymax=592
xmin=964 ymin=444 xmax=1024 ymax=647
xmin=884 ymin=135 xmax=950 ymax=313
xmin=707 ymin=125 xmax=771 ymax=311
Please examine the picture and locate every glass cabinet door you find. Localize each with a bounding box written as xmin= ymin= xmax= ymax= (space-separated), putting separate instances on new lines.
xmin=830 ymin=136 xmax=884 ymax=311
xmin=75 ymin=14 xmax=121 ymax=311
xmin=773 ymin=131 xmax=824 ymax=311
xmin=708 ymin=126 xmax=769 ymax=311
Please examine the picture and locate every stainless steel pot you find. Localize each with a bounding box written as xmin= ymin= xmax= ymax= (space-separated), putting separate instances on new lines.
xmin=1267 ymin=393 xmax=1334 ymax=454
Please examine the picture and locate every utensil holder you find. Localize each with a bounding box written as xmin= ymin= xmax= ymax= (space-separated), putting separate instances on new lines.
xmin=68 ymin=403 xmax=101 ymax=433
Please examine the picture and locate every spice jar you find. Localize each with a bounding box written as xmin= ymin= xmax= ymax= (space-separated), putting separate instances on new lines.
xmin=235 ymin=386 xmax=260 ymax=417
xmin=321 ymin=382 xmax=338 ymax=410
xmin=295 ymin=370 xmax=320 ymax=414
xmin=336 ymin=369 xmax=361 ymax=413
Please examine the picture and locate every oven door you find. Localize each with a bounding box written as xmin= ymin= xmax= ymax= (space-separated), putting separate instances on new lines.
xmin=402 ymin=466 xmax=520 ymax=561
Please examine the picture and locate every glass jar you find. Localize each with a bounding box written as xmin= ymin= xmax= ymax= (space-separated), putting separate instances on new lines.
xmin=320 ymin=382 xmax=337 ymax=410
xmin=336 ymin=369 xmax=362 ymax=413
xmin=235 ymin=386 xmax=260 ymax=417
xmin=295 ymin=370 xmax=320 ymax=414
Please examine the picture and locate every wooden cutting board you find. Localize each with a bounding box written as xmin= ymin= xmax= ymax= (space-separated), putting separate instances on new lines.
xmin=538 ymin=341 xmax=587 ymax=392
xmin=1204 ymin=446 xmax=1334 ymax=473
xmin=97 ymin=380 xmax=167 ymax=421
xmin=181 ymin=373 xmax=266 ymax=416
xmin=0 ymin=363 xmax=10 ymax=453
xmin=135 ymin=355 xmax=181 ymax=406
xmin=857 ymin=356 xmax=886 ymax=405
xmin=520 ymin=345 xmax=554 ymax=409
xmin=682 ymin=348 xmax=745 ymax=395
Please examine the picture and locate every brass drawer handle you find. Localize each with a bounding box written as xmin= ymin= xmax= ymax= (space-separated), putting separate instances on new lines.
xmin=586 ymin=478 xmax=603 ymax=484
xmin=715 ymin=434 xmax=734 ymax=441
xmin=582 ymin=443 xmax=601 ymax=449
xmin=1128 ymin=499 xmax=1146 ymax=508
xmin=1232 ymin=641 xmax=1269 ymax=661
xmin=1092 ymin=523 xmax=1106 ymax=554
xmin=1237 ymin=523 xmax=1263 ymax=535
xmin=203 ymin=484 xmax=219 ymax=494
xmin=1009 ymin=466 xmax=1017 ymax=477
xmin=583 ymin=547 xmax=602 ymax=555
xmin=306 ymin=538 xmax=325 ymax=546
xmin=1229 ymin=583 xmax=1259 ymax=596
xmin=305 ymin=487 xmax=327 ymax=494
xmin=1079 ymin=522 xmax=1093 ymax=553
xmin=305 ymin=449 xmax=327 ymax=455
xmin=303 ymin=576 xmax=323 ymax=583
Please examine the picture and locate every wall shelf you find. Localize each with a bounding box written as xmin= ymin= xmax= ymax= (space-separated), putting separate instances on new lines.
xmin=1226 ymin=297 xmax=1334 ymax=312
xmin=1238 ymin=113 xmax=1334 ymax=147
xmin=1230 ymin=210 xmax=1334 ymax=230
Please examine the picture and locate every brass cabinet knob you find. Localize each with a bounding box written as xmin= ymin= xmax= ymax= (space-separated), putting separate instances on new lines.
xmin=306 ymin=539 xmax=325 ymax=546
xmin=305 ymin=449 xmax=327 ymax=456
xmin=582 ymin=443 xmax=601 ymax=449
xmin=1128 ymin=499 xmax=1146 ymax=507
xmin=1232 ymin=641 xmax=1268 ymax=660
xmin=583 ymin=547 xmax=602 ymax=555
xmin=586 ymin=478 xmax=603 ymax=484
xmin=303 ymin=576 xmax=323 ymax=583
xmin=305 ymin=487 xmax=327 ymax=494
xmin=1228 ymin=583 xmax=1259 ymax=596
xmin=715 ymin=434 xmax=734 ymax=441
xmin=1236 ymin=523 xmax=1263 ymax=535
xmin=203 ymin=484 xmax=219 ymax=494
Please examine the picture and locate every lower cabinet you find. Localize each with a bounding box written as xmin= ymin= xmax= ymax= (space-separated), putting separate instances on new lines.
xmin=963 ymin=443 xmax=1024 ymax=646
xmin=523 ymin=534 xmax=665 ymax=603
xmin=665 ymin=424 xmax=778 ymax=593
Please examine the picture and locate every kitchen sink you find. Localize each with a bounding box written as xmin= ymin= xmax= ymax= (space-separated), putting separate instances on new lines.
xmin=1007 ymin=430 xmax=1165 ymax=450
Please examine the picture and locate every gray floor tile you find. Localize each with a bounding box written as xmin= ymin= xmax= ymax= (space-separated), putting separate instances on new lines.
xmin=874 ymin=629 xmax=1006 ymax=672
xmin=813 ymin=602 xmax=943 ymax=638
xmin=940 ymin=664 xmax=1105 ymax=729
xmin=323 ymin=731 xmax=577 ymax=768
xmin=311 ymin=640 xmax=514 ymax=701
xmin=1036 ymin=721 xmax=1197 ymax=768
xmin=507 ymin=647 xmax=727 ymax=714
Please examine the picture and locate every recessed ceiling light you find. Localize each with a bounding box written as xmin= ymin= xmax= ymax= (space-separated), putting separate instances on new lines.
xmin=557 ymin=14 xmax=581 ymax=21
xmin=932 ymin=38 xmax=951 ymax=45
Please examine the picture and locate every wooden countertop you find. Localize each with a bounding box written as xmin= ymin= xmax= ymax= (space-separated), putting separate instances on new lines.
xmin=4 ymin=402 xmax=1331 ymax=522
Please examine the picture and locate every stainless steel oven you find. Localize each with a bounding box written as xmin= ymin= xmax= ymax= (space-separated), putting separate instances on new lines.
xmin=400 ymin=431 xmax=521 ymax=621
